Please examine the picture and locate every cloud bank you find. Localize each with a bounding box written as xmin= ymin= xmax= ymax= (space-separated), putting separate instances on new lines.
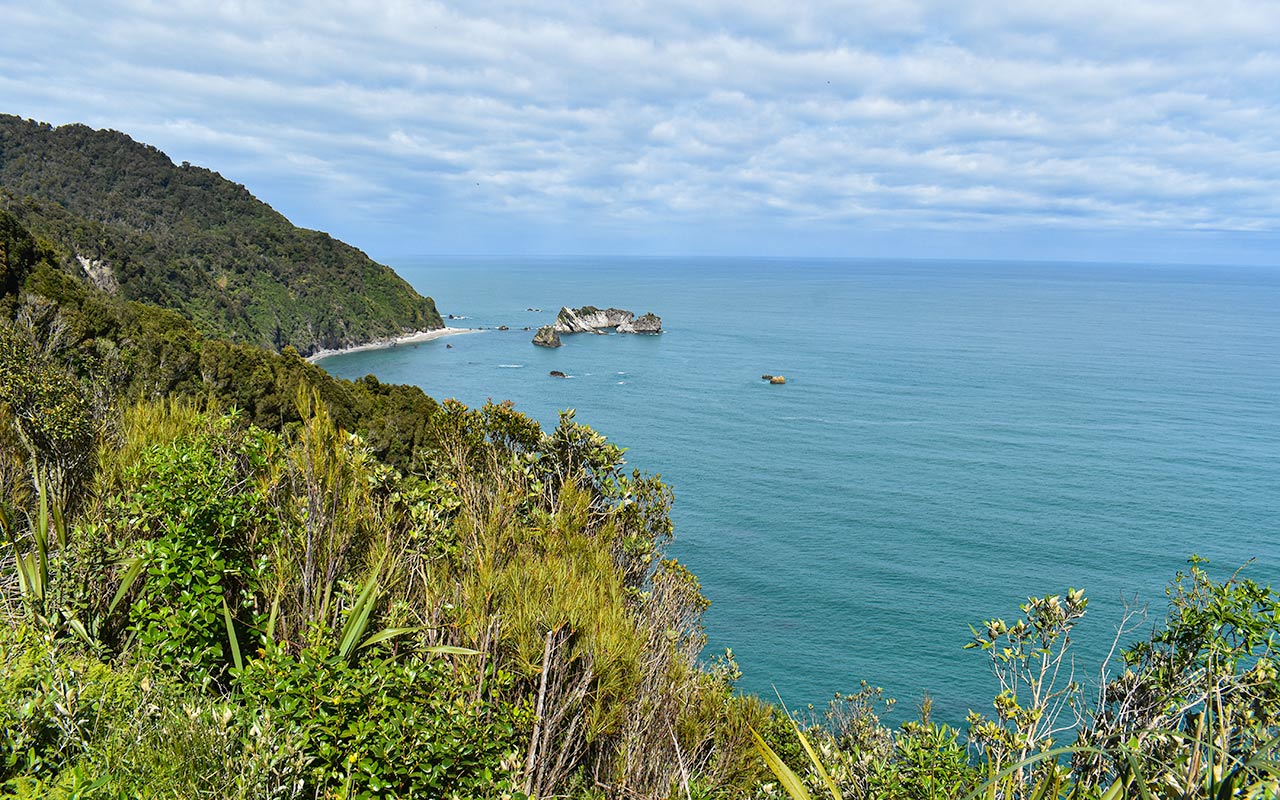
xmin=1 ymin=0 xmax=1277 ymax=262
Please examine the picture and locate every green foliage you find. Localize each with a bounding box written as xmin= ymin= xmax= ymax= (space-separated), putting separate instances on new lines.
xmin=0 ymin=119 xmax=780 ymax=797
xmin=964 ymin=589 xmax=1089 ymax=783
xmin=107 ymin=412 xmax=274 ymax=687
xmin=0 ymin=214 xmax=442 ymax=473
xmin=0 ymin=115 xmax=442 ymax=354
xmin=0 ymin=319 xmax=97 ymax=502
xmin=236 ymin=641 xmax=528 ymax=798
xmin=1077 ymin=556 xmax=1280 ymax=793
xmin=0 ymin=209 xmax=53 ymax=313
xmin=0 ymin=625 xmax=136 ymax=787
xmin=235 ymin=637 xmax=524 ymax=798
xmin=0 ymin=624 xmax=311 ymax=799
xmin=16 ymin=150 xmax=1276 ymax=797
xmin=754 ymin=568 xmax=1280 ymax=800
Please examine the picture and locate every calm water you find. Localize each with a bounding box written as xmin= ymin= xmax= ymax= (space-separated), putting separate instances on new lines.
xmin=318 ymin=256 xmax=1280 ymax=725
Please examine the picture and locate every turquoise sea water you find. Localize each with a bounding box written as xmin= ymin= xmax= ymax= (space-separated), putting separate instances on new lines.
xmin=317 ymin=256 xmax=1280 ymax=725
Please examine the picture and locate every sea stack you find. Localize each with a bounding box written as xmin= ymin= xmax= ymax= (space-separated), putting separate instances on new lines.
xmin=533 ymin=325 xmax=562 ymax=347
xmin=535 ymin=306 xmax=661 ymax=345
xmin=547 ymin=306 xmax=662 ymax=336
xmin=618 ymin=312 xmax=662 ymax=334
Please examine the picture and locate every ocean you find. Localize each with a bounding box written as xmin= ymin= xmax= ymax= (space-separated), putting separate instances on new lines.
xmin=316 ymin=256 xmax=1280 ymax=726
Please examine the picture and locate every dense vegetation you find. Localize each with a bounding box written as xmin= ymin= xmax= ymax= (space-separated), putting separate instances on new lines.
xmin=2 ymin=126 xmax=1278 ymax=798
xmin=0 ymin=115 xmax=441 ymax=355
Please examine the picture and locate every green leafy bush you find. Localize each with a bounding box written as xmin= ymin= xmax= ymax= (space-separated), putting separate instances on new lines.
xmin=111 ymin=413 xmax=275 ymax=687
xmin=236 ymin=641 xmax=529 ymax=798
xmin=0 ymin=625 xmax=135 ymax=787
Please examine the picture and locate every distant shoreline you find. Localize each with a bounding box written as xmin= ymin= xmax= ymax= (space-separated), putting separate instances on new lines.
xmin=307 ymin=327 xmax=481 ymax=363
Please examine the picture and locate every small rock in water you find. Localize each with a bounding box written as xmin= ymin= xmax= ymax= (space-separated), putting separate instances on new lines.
xmin=533 ymin=325 xmax=563 ymax=347
xmin=446 ymin=343 xmax=453 ymax=349
xmin=761 ymin=374 xmax=773 ymax=381
xmin=497 ymin=325 xmax=509 ymax=330
xmin=549 ymin=370 xmax=567 ymax=378
xmin=769 ymin=375 xmax=787 ymax=384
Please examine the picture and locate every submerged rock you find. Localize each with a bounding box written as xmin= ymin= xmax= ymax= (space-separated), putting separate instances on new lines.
xmin=761 ymin=374 xmax=774 ymax=381
xmin=532 ymin=326 xmax=562 ymax=347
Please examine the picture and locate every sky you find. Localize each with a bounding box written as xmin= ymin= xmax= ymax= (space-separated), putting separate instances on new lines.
xmin=1 ymin=1 xmax=1278 ymax=265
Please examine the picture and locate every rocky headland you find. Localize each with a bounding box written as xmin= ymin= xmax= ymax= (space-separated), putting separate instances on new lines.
xmin=533 ymin=306 xmax=662 ymax=346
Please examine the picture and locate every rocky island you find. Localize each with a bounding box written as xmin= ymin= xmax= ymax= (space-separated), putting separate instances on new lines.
xmin=533 ymin=306 xmax=662 ymax=347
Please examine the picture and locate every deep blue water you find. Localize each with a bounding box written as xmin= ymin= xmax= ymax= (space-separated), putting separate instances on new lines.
xmin=317 ymin=256 xmax=1280 ymax=725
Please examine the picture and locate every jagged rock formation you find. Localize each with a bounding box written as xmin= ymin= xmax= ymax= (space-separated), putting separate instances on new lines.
xmin=619 ymin=312 xmax=662 ymax=333
xmin=553 ymin=306 xmax=633 ymax=334
xmin=551 ymin=306 xmax=663 ymax=335
xmin=533 ymin=325 xmax=562 ymax=347
xmin=532 ymin=306 xmax=662 ymax=346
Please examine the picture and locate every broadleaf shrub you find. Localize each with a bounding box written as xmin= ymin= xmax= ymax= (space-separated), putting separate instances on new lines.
xmin=235 ymin=641 xmax=530 ymax=798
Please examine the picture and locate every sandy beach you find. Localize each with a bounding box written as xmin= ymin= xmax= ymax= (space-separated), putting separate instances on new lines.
xmin=307 ymin=327 xmax=481 ymax=363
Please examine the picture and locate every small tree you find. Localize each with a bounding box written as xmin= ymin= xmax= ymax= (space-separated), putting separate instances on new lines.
xmin=964 ymin=588 xmax=1088 ymax=789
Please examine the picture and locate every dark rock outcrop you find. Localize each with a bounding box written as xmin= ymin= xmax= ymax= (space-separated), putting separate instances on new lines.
xmin=619 ymin=312 xmax=662 ymax=334
xmin=533 ymin=326 xmax=562 ymax=348
xmin=550 ymin=370 xmax=567 ymax=378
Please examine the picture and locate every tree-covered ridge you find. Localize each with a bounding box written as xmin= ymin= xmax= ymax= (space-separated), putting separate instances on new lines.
xmin=0 ymin=115 xmax=441 ymax=355
xmin=0 ymin=207 xmax=440 ymax=473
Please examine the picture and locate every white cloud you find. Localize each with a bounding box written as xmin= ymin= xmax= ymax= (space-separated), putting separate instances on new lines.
xmin=1 ymin=0 xmax=1278 ymax=260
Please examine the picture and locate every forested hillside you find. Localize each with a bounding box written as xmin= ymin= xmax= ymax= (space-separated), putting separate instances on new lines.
xmin=0 ymin=115 xmax=441 ymax=355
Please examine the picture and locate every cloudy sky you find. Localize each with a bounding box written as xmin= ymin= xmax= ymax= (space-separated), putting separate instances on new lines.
xmin=2 ymin=1 xmax=1278 ymax=264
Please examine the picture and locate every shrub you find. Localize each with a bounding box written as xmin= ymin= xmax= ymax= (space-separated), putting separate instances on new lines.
xmin=236 ymin=641 xmax=529 ymax=798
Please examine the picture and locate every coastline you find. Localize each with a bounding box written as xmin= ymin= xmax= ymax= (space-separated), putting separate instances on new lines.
xmin=307 ymin=327 xmax=481 ymax=363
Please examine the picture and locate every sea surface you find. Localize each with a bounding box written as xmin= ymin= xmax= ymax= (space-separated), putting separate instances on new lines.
xmin=317 ymin=256 xmax=1280 ymax=726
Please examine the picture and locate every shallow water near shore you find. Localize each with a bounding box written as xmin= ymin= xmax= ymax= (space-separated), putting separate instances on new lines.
xmin=317 ymin=256 xmax=1280 ymax=726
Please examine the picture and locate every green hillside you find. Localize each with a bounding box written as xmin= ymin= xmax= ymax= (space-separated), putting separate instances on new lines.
xmin=0 ymin=115 xmax=441 ymax=355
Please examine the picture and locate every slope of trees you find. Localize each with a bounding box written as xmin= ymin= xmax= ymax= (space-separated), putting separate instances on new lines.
xmin=0 ymin=115 xmax=441 ymax=355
